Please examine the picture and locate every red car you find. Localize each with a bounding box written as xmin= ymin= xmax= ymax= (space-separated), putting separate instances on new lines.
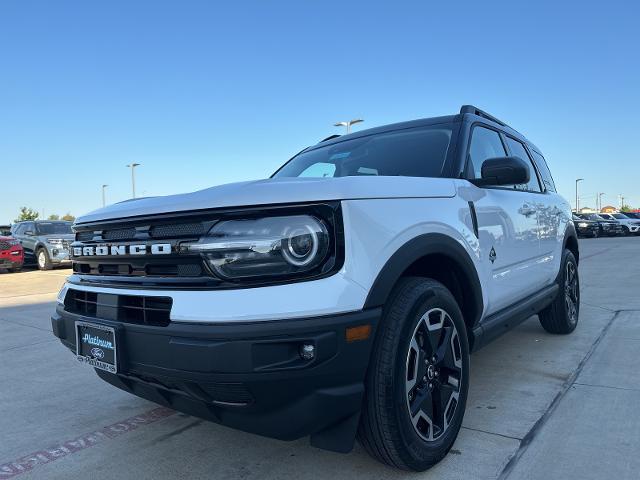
xmin=0 ymin=234 xmax=24 ymax=272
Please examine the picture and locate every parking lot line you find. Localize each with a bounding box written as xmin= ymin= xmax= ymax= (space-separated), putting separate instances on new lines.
xmin=0 ymin=407 xmax=176 ymax=479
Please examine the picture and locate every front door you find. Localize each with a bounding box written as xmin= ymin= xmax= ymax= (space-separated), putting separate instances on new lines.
xmin=465 ymin=126 xmax=544 ymax=314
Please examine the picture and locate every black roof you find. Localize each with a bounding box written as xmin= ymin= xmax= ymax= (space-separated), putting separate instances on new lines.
xmin=315 ymin=105 xmax=541 ymax=154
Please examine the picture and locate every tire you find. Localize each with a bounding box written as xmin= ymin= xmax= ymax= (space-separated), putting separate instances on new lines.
xmin=538 ymin=249 xmax=579 ymax=334
xmin=36 ymin=248 xmax=53 ymax=270
xmin=357 ymin=277 xmax=470 ymax=471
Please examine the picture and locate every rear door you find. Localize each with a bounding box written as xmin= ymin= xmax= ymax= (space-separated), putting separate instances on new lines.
xmin=20 ymin=222 xmax=38 ymax=261
xmin=526 ymin=147 xmax=565 ymax=284
xmin=465 ymin=125 xmax=545 ymax=314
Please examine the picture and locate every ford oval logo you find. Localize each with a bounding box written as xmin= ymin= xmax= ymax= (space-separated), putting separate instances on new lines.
xmin=90 ymin=347 xmax=105 ymax=359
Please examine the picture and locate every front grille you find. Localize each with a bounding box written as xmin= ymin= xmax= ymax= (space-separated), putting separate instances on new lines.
xmin=72 ymin=219 xmax=213 ymax=281
xmin=65 ymin=290 xmax=172 ymax=326
xmin=0 ymin=241 xmax=11 ymax=251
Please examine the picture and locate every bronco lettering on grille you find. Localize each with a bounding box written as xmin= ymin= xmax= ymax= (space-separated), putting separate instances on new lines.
xmin=73 ymin=243 xmax=171 ymax=257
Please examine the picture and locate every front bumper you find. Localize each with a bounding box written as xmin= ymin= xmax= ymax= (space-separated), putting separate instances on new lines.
xmin=51 ymin=305 xmax=380 ymax=450
xmin=0 ymin=249 xmax=24 ymax=269
xmin=48 ymin=247 xmax=71 ymax=264
xmin=576 ymin=225 xmax=598 ymax=237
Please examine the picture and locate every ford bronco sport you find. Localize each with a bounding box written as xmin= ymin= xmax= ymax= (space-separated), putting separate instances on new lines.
xmin=52 ymin=105 xmax=579 ymax=471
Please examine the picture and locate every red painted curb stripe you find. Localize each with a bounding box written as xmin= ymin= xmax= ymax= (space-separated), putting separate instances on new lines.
xmin=0 ymin=407 xmax=176 ymax=478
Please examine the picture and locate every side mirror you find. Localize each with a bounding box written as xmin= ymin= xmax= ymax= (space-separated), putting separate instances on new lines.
xmin=470 ymin=156 xmax=530 ymax=187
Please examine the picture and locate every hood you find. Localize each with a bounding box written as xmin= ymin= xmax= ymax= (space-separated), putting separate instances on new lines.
xmin=41 ymin=233 xmax=75 ymax=241
xmin=76 ymin=176 xmax=457 ymax=224
xmin=0 ymin=235 xmax=16 ymax=241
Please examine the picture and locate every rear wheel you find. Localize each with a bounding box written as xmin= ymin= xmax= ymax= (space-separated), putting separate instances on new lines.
xmin=36 ymin=248 xmax=52 ymax=270
xmin=539 ymin=249 xmax=579 ymax=334
xmin=358 ymin=278 xmax=469 ymax=471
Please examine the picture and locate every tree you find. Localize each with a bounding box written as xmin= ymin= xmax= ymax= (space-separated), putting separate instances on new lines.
xmin=621 ymin=204 xmax=633 ymax=212
xmin=14 ymin=207 xmax=39 ymax=222
xmin=61 ymin=213 xmax=75 ymax=222
xmin=48 ymin=214 xmax=60 ymax=220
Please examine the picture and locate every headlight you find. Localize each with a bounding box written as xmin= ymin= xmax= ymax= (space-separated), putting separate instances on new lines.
xmin=47 ymin=238 xmax=64 ymax=245
xmin=184 ymin=215 xmax=330 ymax=280
xmin=578 ymin=222 xmax=588 ymax=228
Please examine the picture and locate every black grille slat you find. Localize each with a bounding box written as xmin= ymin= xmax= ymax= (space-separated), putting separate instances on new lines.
xmin=103 ymin=228 xmax=137 ymax=241
xmin=0 ymin=241 xmax=10 ymax=251
xmin=150 ymin=223 xmax=205 ymax=238
xmin=64 ymin=290 xmax=172 ymax=327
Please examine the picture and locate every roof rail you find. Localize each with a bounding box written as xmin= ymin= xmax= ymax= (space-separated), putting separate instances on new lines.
xmin=319 ymin=134 xmax=341 ymax=143
xmin=460 ymin=105 xmax=506 ymax=126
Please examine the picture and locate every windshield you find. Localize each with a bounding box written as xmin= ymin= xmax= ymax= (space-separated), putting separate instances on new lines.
xmin=273 ymin=125 xmax=454 ymax=179
xmin=612 ymin=214 xmax=626 ymax=219
xmin=36 ymin=222 xmax=72 ymax=235
xmin=582 ymin=214 xmax=604 ymax=221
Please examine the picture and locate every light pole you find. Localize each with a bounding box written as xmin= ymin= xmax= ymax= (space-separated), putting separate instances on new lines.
xmin=598 ymin=192 xmax=605 ymax=212
xmin=334 ymin=119 xmax=364 ymax=134
xmin=126 ymin=163 xmax=141 ymax=198
xmin=102 ymin=184 xmax=108 ymax=207
xmin=575 ymin=178 xmax=584 ymax=213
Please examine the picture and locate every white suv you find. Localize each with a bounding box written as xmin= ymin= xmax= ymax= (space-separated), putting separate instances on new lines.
xmin=599 ymin=213 xmax=640 ymax=235
xmin=52 ymin=105 xmax=580 ymax=471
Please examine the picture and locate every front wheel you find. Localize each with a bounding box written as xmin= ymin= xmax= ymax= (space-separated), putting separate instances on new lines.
xmin=358 ymin=278 xmax=470 ymax=471
xmin=539 ymin=249 xmax=579 ymax=334
xmin=37 ymin=248 xmax=53 ymax=270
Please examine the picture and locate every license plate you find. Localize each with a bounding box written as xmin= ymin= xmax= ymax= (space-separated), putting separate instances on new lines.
xmin=75 ymin=322 xmax=118 ymax=373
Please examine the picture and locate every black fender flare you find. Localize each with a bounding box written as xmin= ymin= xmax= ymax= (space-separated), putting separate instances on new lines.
xmin=563 ymin=222 xmax=579 ymax=264
xmin=363 ymin=233 xmax=484 ymax=327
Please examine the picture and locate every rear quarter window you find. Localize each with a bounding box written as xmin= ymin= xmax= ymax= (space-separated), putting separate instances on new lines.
xmin=530 ymin=150 xmax=556 ymax=192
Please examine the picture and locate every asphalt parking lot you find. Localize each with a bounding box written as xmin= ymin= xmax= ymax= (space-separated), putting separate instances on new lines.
xmin=1 ymin=236 xmax=639 ymax=479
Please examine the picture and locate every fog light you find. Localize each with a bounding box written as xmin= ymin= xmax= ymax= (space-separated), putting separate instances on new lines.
xmin=299 ymin=343 xmax=315 ymax=361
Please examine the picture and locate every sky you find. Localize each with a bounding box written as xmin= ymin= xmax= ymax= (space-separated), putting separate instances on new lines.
xmin=1 ymin=0 xmax=638 ymax=223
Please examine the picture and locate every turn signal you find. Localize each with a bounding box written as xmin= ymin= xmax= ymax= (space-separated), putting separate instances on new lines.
xmin=345 ymin=324 xmax=371 ymax=343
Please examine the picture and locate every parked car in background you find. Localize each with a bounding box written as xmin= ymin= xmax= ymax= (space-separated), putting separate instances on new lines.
xmin=577 ymin=213 xmax=623 ymax=236
xmin=600 ymin=213 xmax=640 ymax=235
xmin=0 ymin=225 xmax=12 ymax=236
xmin=621 ymin=212 xmax=640 ymax=220
xmin=0 ymin=234 xmax=24 ymax=272
xmin=11 ymin=220 xmax=74 ymax=270
xmin=572 ymin=214 xmax=599 ymax=238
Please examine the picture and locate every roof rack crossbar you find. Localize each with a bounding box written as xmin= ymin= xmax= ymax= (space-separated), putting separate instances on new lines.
xmin=460 ymin=105 xmax=506 ymax=126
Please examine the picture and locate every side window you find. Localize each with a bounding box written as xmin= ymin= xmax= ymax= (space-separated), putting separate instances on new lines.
xmin=530 ymin=150 xmax=556 ymax=192
xmin=504 ymin=137 xmax=542 ymax=192
xmin=467 ymin=126 xmax=507 ymax=179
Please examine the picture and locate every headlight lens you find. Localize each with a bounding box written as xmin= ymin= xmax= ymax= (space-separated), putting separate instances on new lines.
xmin=578 ymin=222 xmax=588 ymax=228
xmin=185 ymin=215 xmax=330 ymax=280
